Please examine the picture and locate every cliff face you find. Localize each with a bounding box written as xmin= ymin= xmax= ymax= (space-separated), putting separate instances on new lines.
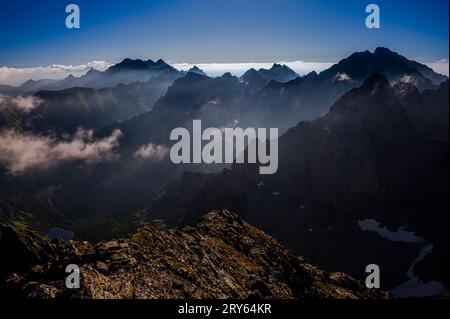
xmin=0 ymin=210 xmax=389 ymax=299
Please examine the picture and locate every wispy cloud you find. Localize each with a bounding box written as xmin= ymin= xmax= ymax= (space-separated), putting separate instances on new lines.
xmin=0 ymin=128 xmax=122 ymax=174
xmin=134 ymin=143 xmax=168 ymax=161
xmin=0 ymin=61 xmax=112 ymax=86
xmin=0 ymin=94 xmax=43 ymax=112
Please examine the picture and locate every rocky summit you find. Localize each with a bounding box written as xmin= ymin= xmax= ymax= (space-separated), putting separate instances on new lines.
xmin=0 ymin=210 xmax=389 ymax=299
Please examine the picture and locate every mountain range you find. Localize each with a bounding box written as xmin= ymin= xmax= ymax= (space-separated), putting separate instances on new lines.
xmin=147 ymin=74 xmax=449 ymax=293
xmin=0 ymin=47 xmax=448 ymax=298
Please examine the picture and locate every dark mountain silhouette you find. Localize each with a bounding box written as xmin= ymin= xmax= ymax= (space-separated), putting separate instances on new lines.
xmin=244 ymin=48 xmax=447 ymax=131
xmin=107 ymin=58 xmax=177 ymax=73
xmin=188 ymin=66 xmax=208 ymax=76
xmin=241 ymin=63 xmax=299 ymax=91
xmin=107 ymin=58 xmax=152 ymax=72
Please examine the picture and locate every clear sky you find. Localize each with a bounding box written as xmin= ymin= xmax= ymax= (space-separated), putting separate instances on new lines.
xmin=0 ymin=0 xmax=448 ymax=66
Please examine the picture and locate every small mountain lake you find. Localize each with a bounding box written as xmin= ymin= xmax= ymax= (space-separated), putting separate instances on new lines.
xmin=48 ymin=227 xmax=74 ymax=240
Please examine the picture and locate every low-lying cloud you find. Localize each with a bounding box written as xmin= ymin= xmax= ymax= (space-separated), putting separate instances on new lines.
xmin=0 ymin=128 xmax=122 ymax=174
xmin=0 ymin=61 xmax=112 ymax=86
xmin=134 ymin=143 xmax=168 ymax=161
xmin=0 ymin=94 xmax=43 ymax=113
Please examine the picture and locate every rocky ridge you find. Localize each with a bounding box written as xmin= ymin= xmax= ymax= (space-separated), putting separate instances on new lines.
xmin=0 ymin=210 xmax=389 ymax=299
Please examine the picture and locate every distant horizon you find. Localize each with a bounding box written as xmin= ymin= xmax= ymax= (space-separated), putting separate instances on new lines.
xmin=1 ymin=55 xmax=448 ymax=86
xmin=2 ymin=0 xmax=448 ymax=85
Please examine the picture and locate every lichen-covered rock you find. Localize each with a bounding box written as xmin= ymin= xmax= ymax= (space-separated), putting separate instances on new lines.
xmin=0 ymin=210 xmax=390 ymax=299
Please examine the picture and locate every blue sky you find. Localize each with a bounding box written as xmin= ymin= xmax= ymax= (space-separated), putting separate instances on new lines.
xmin=0 ymin=0 xmax=448 ymax=66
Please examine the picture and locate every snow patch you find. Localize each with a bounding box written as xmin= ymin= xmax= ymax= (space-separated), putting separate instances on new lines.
xmin=390 ymin=244 xmax=449 ymax=298
xmin=358 ymin=219 xmax=448 ymax=298
xmin=334 ymin=72 xmax=351 ymax=81
xmin=358 ymin=219 xmax=424 ymax=243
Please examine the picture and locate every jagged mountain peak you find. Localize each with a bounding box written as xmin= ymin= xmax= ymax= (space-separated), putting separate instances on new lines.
xmin=270 ymin=63 xmax=283 ymax=69
xmin=374 ymin=46 xmax=393 ymax=54
xmin=152 ymin=58 xmax=171 ymax=68
xmin=306 ymin=70 xmax=318 ymax=77
xmin=255 ymin=63 xmax=298 ymax=83
xmin=271 ymin=63 xmax=295 ymax=71
xmin=327 ymin=73 xmax=400 ymax=117
xmin=241 ymin=67 xmax=264 ymax=79
xmin=220 ymin=72 xmax=235 ymax=78
xmin=180 ymin=70 xmax=208 ymax=81
xmin=155 ymin=58 xmax=167 ymax=65
xmin=107 ymin=58 xmax=173 ymax=72
xmin=85 ymin=68 xmax=102 ymax=76
xmin=320 ymin=48 xmax=447 ymax=85
xmin=108 ymin=58 xmax=149 ymax=72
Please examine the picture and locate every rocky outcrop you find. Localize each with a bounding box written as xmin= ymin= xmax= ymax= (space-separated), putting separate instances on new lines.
xmin=0 ymin=210 xmax=389 ymax=299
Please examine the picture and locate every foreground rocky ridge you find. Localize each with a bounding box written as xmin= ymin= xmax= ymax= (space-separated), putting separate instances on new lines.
xmin=0 ymin=210 xmax=388 ymax=299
